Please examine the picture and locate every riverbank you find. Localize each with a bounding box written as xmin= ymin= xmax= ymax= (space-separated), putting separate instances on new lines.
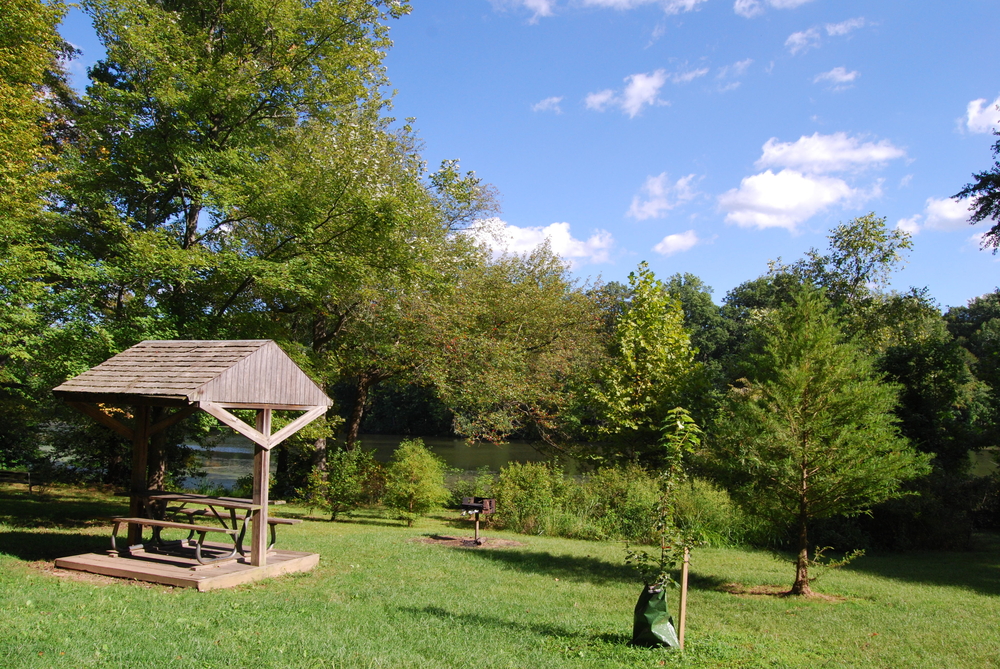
xmin=184 ymin=433 xmax=566 ymax=489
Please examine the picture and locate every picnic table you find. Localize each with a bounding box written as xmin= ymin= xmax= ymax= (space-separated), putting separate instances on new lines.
xmin=110 ymin=491 xmax=301 ymax=565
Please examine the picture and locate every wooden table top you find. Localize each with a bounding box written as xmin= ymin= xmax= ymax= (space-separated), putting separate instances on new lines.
xmin=144 ymin=491 xmax=262 ymax=511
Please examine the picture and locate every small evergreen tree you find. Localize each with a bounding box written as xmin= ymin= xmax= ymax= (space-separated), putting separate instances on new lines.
xmin=712 ymin=286 xmax=931 ymax=595
xmin=383 ymin=438 xmax=449 ymax=526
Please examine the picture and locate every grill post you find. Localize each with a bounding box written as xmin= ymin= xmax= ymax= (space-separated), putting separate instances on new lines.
xmin=460 ymin=497 xmax=496 ymax=545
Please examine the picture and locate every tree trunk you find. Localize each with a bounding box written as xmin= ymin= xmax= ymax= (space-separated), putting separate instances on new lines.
xmin=313 ymin=436 xmax=328 ymax=473
xmin=790 ymin=506 xmax=813 ymax=595
xmin=345 ymin=374 xmax=371 ymax=451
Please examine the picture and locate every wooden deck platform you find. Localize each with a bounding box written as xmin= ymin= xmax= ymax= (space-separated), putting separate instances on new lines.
xmin=54 ymin=542 xmax=319 ymax=591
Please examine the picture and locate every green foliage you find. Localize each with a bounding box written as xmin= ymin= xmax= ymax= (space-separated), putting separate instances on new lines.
xmin=303 ymin=448 xmax=381 ymax=520
xmin=579 ymin=465 xmax=661 ymax=543
xmin=492 ymin=461 xmax=567 ymax=535
xmin=625 ymin=407 xmax=702 ymax=589
xmin=585 ymin=262 xmax=697 ymax=464
xmin=383 ymin=438 xmax=448 ymax=526
xmin=711 ymin=285 xmax=932 ymax=593
xmin=489 ymin=459 xmax=748 ymax=546
xmin=954 ymin=134 xmax=1000 ymax=249
xmin=428 ymin=243 xmax=603 ymax=447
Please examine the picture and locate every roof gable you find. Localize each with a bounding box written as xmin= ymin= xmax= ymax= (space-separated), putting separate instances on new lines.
xmin=53 ymin=340 xmax=331 ymax=408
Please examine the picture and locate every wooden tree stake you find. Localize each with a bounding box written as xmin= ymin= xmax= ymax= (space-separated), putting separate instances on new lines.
xmin=678 ymin=546 xmax=690 ymax=650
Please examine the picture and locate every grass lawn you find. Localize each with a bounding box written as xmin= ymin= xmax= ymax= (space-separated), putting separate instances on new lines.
xmin=1 ymin=484 xmax=998 ymax=668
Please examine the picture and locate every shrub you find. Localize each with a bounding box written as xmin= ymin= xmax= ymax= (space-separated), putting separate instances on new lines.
xmin=672 ymin=478 xmax=761 ymax=547
xmin=303 ymin=448 xmax=381 ymax=520
xmin=582 ymin=464 xmax=661 ymax=543
xmin=383 ymin=438 xmax=449 ymax=526
xmin=492 ymin=462 xmax=566 ymax=535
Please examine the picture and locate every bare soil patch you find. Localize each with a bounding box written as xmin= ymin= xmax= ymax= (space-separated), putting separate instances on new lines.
xmin=721 ymin=582 xmax=846 ymax=602
xmin=416 ymin=534 xmax=526 ymax=549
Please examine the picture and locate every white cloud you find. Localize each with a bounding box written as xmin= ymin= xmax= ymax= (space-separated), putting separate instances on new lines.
xmin=733 ymin=0 xmax=763 ymax=17
xmin=786 ymin=27 xmax=821 ymax=54
xmin=716 ymin=58 xmax=753 ymax=91
xmin=621 ymin=70 xmax=669 ymax=117
xmin=756 ymin=132 xmax=905 ymax=174
xmin=671 ymin=67 xmax=709 ymax=84
xmin=719 ymin=169 xmax=861 ymax=230
xmin=588 ymin=70 xmax=669 ymax=118
xmin=585 ymin=89 xmax=616 ymax=111
xmin=895 ymin=197 xmax=974 ymax=235
xmin=531 ymin=96 xmax=564 ymax=113
xmin=896 ymin=216 xmax=922 ymax=235
xmin=720 ymin=132 xmax=901 ymax=232
xmin=813 ymin=67 xmax=860 ymax=90
xmin=469 ymin=218 xmax=614 ymax=265
xmin=735 ymin=0 xmax=813 ymax=18
xmin=925 ymin=197 xmax=972 ymax=231
xmin=826 ymin=17 xmax=865 ymax=36
xmin=582 ymin=0 xmax=707 ymax=12
xmin=654 ymin=230 xmax=700 ymax=256
xmin=518 ymin=0 xmax=557 ymax=21
xmin=768 ymin=0 xmax=813 ymax=7
xmin=965 ymin=96 xmax=1000 ymax=134
xmin=627 ymin=173 xmax=698 ymax=220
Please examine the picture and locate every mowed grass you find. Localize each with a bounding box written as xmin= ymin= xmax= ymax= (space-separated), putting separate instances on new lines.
xmin=1 ymin=485 xmax=998 ymax=668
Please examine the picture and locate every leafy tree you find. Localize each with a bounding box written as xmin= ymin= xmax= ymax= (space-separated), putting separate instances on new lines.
xmin=584 ymin=262 xmax=697 ymax=464
xmin=427 ymin=243 xmax=603 ymax=448
xmin=711 ymin=286 xmax=931 ymax=595
xmin=663 ymin=273 xmax=728 ymax=366
xmin=954 ymin=131 xmax=1000 ymax=250
xmin=880 ymin=314 xmax=992 ymax=472
xmin=383 ymin=438 xmax=448 ymax=526
xmin=0 ymin=0 xmax=71 ymax=465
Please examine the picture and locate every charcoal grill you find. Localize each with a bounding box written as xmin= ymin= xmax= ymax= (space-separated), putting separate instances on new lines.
xmin=460 ymin=497 xmax=495 ymax=544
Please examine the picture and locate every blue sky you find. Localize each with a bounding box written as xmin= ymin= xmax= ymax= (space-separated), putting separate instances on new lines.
xmin=59 ymin=0 xmax=1000 ymax=308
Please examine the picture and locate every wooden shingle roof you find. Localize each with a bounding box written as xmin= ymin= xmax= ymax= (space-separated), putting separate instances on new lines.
xmin=53 ymin=340 xmax=332 ymax=409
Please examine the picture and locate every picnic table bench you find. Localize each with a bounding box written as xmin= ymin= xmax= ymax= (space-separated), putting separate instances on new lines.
xmin=111 ymin=491 xmax=303 ymax=564
xmin=0 ymin=469 xmax=36 ymax=493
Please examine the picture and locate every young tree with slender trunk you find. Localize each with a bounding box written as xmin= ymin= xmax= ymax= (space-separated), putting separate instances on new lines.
xmin=712 ymin=285 xmax=931 ymax=595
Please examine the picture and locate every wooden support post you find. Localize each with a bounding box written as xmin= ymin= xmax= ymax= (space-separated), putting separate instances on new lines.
xmin=251 ymin=409 xmax=272 ymax=567
xmin=128 ymin=405 xmax=150 ymax=545
xmin=678 ymin=546 xmax=690 ymax=651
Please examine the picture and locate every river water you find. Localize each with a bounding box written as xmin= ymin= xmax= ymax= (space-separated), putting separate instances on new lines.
xmin=184 ymin=433 xmax=565 ymax=489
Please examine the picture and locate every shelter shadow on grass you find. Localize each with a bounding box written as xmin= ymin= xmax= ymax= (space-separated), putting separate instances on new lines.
xmin=0 ymin=489 xmax=126 ymax=530
xmin=456 ymin=548 xmax=639 ymax=585
xmin=403 ymin=605 xmax=628 ymax=645
xmin=0 ymin=530 xmax=109 ymax=561
xmin=846 ymin=533 xmax=1000 ymax=597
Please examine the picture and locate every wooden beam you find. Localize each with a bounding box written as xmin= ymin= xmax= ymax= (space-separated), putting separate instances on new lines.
xmin=64 ymin=401 xmax=133 ymax=440
xmin=267 ymin=405 xmax=328 ymax=449
xmin=199 ymin=402 xmax=271 ymax=449
xmin=214 ymin=402 xmax=331 ymax=411
xmin=129 ymin=405 xmax=150 ymax=545
xmin=251 ymin=409 xmax=271 ymax=568
xmin=55 ymin=392 xmax=189 ymax=408
xmin=149 ymin=404 xmax=199 ymax=435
